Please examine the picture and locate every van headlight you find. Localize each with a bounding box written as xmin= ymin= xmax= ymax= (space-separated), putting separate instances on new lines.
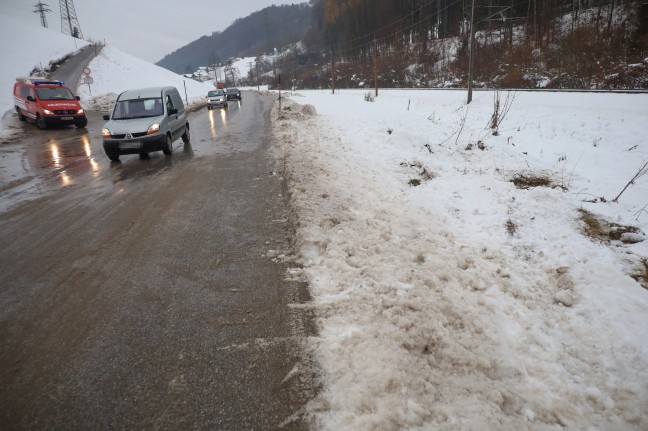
xmin=42 ymin=109 xmax=53 ymax=115
xmin=147 ymin=123 xmax=160 ymax=135
xmin=101 ymin=128 xmax=111 ymax=138
xmin=78 ymin=108 xmax=84 ymax=114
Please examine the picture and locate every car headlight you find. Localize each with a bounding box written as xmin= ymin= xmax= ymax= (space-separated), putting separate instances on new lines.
xmin=101 ymin=128 xmax=111 ymax=138
xmin=147 ymin=123 xmax=160 ymax=135
xmin=42 ymin=109 xmax=53 ymax=115
xmin=78 ymin=108 xmax=84 ymax=114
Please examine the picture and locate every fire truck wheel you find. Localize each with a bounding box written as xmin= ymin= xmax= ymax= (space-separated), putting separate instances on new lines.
xmin=35 ymin=115 xmax=47 ymax=130
xmin=15 ymin=107 xmax=26 ymax=121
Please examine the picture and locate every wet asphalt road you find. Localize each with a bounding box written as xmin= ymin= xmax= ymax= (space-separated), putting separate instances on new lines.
xmin=0 ymin=93 xmax=316 ymax=430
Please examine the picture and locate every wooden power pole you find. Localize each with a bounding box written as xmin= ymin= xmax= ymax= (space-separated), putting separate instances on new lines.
xmin=373 ymin=37 xmax=378 ymax=98
xmin=467 ymin=0 xmax=476 ymax=104
xmin=331 ymin=49 xmax=336 ymax=94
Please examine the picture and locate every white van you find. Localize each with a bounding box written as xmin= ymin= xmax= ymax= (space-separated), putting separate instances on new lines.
xmin=101 ymin=86 xmax=190 ymax=161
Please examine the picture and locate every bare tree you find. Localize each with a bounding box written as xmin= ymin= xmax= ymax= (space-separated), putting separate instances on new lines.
xmin=612 ymin=159 xmax=648 ymax=203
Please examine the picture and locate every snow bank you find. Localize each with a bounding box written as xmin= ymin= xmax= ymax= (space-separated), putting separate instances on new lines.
xmin=273 ymin=89 xmax=648 ymax=430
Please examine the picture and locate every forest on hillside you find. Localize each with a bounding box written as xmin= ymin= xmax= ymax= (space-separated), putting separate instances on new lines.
xmin=254 ymin=0 xmax=648 ymax=89
xmin=156 ymin=4 xmax=313 ymax=74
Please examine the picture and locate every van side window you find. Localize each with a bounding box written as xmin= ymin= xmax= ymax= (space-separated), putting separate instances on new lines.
xmin=166 ymin=95 xmax=174 ymax=111
xmin=20 ymin=86 xmax=29 ymax=98
xmin=28 ymin=88 xmax=35 ymax=100
xmin=171 ymin=93 xmax=184 ymax=111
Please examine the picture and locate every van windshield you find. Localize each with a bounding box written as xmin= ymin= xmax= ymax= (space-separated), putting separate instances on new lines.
xmin=36 ymin=87 xmax=75 ymax=101
xmin=208 ymin=90 xmax=224 ymax=97
xmin=112 ymin=98 xmax=164 ymax=120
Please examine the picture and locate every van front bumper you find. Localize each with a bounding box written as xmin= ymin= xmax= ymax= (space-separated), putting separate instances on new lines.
xmin=43 ymin=114 xmax=87 ymax=127
xmin=207 ymin=99 xmax=227 ymax=108
xmin=103 ymin=133 xmax=167 ymax=155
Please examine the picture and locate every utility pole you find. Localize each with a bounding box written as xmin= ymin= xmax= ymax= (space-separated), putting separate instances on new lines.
xmin=467 ymin=0 xmax=476 ymax=104
xmin=59 ymin=0 xmax=83 ymax=39
xmin=33 ymin=2 xmax=51 ymax=28
xmin=373 ymin=37 xmax=378 ymax=98
xmin=331 ymin=49 xmax=336 ymax=94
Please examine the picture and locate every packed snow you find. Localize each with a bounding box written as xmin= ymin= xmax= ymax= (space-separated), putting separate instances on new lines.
xmin=273 ymin=89 xmax=648 ymax=430
xmin=2 ymin=11 xmax=648 ymax=431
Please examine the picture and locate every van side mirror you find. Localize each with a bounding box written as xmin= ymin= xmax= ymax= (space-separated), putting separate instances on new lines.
xmin=27 ymin=96 xmax=35 ymax=102
xmin=102 ymin=114 xmax=110 ymax=120
xmin=76 ymin=96 xmax=81 ymax=101
xmin=168 ymin=108 xmax=178 ymax=116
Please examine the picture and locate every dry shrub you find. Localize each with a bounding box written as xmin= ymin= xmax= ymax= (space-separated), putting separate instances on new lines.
xmin=577 ymin=208 xmax=642 ymax=243
xmin=498 ymin=65 xmax=528 ymax=88
xmin=506 ymin=219 xmax=517 ymax=236
xmin=511 ymin=174 xmax=553 ymax=189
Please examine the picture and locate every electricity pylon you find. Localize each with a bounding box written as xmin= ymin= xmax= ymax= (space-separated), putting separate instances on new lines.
xmin=59 ymin=0 xmax=83 ymax=39
xmin=33 ymin=2 xmax=51 ymax=28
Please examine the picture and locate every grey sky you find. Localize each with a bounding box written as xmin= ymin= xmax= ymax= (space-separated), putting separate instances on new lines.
xmin=0 ymin=1 xmax=303 ymax=62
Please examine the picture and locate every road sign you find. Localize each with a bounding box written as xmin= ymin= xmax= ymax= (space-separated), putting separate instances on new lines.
xmin=82 ymin=74 xmax=94 ymax=96
xmin=83 ymin=67 xmax=91 ymax=75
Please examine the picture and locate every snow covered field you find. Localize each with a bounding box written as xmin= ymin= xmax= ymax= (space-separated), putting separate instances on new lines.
xmin=1 ymin=12 xmax=647 ymax=430
xmin=273 ymin=89 xmax=648 ymax=430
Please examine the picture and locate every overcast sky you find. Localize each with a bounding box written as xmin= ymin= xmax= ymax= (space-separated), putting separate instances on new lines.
xmin=0 ymin=1 xmax=303 ymax=62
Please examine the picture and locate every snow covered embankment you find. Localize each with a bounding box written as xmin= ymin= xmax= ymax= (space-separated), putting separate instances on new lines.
xmin=272 ymin=91 xmax=648 ymax=431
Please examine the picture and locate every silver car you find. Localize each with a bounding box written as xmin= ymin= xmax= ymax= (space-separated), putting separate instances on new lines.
xmin=206 ymin=89 xmax=228 ymax=109
xmin=101 ymin=86 xmax=190 ymax=161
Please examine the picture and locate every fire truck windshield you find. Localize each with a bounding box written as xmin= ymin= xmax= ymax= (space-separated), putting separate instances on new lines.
xmin=36 ymin=87 xmax=75 ymax=101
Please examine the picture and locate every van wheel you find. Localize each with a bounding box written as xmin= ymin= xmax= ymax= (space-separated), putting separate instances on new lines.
xmin=15 ymin=107 xmax=26 ymax=121
xmin=181 ymin=125 xmax=190 ymax=144
xmin=75 ymin=118 xmax=88 ymax=128
xmin=108 ymin=154 xmax=120 ymax=162
xmin=163 ymin=134 xmax=173 ymax=155
xmin=35 ymin=115 xmax=47 ymax=130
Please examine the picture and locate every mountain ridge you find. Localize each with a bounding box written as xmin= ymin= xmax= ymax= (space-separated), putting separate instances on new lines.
xmin=156 ymin=3 xmax=312 ymax=74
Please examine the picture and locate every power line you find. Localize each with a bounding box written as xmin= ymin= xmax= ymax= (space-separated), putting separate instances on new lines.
xmin=332 ymin=0 xmax=465 ymax=59
xmin=33 ymin=2 xmax=51 ymax=29
xmin=59 ymin=0 xmax=83 ymax=39
xmin=332 ymin=0 xmax=465 ymax=56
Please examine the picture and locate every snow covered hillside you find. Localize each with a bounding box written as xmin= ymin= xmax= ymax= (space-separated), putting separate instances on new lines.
xmin=273 ymin=89 xmax=648 ymax=430
xmin=75 ymin=45 xmax=210 ymax=112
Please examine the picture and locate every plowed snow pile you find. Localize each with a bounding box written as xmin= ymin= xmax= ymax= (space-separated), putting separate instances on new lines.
xmin=272 ymin=90 xmax=648 ymax=430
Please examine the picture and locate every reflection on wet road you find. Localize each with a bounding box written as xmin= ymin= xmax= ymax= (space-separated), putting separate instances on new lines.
xmin=0 ymin=97 xmax=251 ymax=212
xmin=0 ymin=91 xmax=315 ymax=430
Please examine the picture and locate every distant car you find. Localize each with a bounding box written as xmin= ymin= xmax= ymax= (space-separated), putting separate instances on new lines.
xmin=101 ymin=86 xmax=190 ymax=162
xmin=206 ymin=89 xmax=227 ymax=109
xmin=225 ymin=88 xmax=241 ymax=101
